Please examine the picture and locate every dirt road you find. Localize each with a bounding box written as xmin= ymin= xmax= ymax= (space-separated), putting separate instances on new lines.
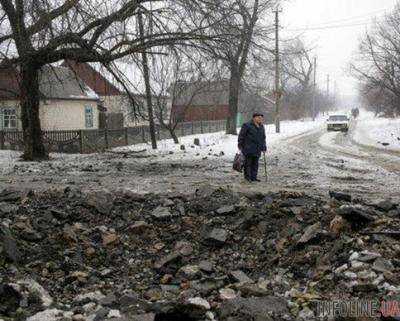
xmin=265 ymin=123 xmax=400 ymax=199
xmin=1 ymin=121 xmax=399 ymax=200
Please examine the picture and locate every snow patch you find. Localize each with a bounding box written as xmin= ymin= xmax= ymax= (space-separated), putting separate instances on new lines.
xmin=116 ymin=118 xmax=325 ymax=162
xmin=0 ymin=117 xmax=325 ymax=170
xmin=353 ymin=113 xmax=400 ymax=152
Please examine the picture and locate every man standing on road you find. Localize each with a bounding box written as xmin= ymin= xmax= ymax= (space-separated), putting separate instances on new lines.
xmin=238 ymin=113 xmax=267 ymax=183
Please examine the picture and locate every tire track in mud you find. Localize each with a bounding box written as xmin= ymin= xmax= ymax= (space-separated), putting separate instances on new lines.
xmin=321 ymin=123 xmax=400 ymax=176
xmin=284 ymin=127 xmax=400 ymax=198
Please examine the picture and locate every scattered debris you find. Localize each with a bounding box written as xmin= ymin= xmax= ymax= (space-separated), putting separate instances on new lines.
xmin=229 ymin=270 xmax=254 ymax=284
xmin=297 ymin=222 xmax=322 ymax=244
xmin=1 ymin=187 xmax=400 ymax=320
xmin=152 ymin=206 xmax=174 ymax=220
xmin=202 ymin=228 xmax=229 ymax=246
xmin=329 ymin=191 xmax=352 ymax=202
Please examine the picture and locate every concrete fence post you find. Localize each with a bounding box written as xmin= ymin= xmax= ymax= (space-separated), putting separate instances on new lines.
xmin=0 ymin=131 xmax=4 ymax=150
xmin=141 ymin=126 xmax=145 ymax=143
xmin=104 ymin=128 xmax=109 ymax=149
xmin=79 ymin=130 xmax=84 ymax=154
xmin=124 ymin=127 xmax=128 ymax=146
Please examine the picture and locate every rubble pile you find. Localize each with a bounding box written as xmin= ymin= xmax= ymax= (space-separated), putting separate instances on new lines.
xmin=0 ymin=186 xmax=399 ymax=321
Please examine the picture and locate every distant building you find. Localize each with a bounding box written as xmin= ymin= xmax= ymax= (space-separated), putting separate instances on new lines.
xmin=171 ymin=80 xmax=274 ymax=125
xmin=62 ymin=60 xmax=172 ymax=128
xmin=0 ymin=65 xmax=100 ymax=131
xmin=62 ymin=60 xmax=124 ymax=129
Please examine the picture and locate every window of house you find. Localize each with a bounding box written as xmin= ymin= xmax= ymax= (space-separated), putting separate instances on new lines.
xmin=0 ymin=108 xmax=17 ymax=129
xmin=85 ymin=106 xmax=93 ymax=128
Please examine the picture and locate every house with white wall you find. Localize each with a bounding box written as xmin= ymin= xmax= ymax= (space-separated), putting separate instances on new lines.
xmin=0 ymin=65 xmax=100 ymax=131
xmin=62 ymin=60 xmax=172 ymax=128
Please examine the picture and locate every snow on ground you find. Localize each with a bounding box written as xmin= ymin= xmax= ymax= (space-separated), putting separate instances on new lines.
xmin=318 ymin=131 xmax=370 ymax=158
xmin=0 ymin=117 xmax=324 ymax=173
xmin=118 ymin=117 xmax=325 ymax=162
xmin=353 ymin=111 xmax=400 ymax=152
xmin=0 ymin=150 xmax=92 ymax=176
xmin=0 ymin=150 xmax=20 ymax=175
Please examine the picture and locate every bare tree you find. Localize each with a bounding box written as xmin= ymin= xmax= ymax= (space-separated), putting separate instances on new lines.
xmin=137 ymin=47 xmax=224 ymax=144
xmin=280 ymin=39 xmax=314 ymax=119
xmin=351 ymin=4 xmax=400 ymax=117
xmin=359 ymin=79 xmax=399 ymax=117
xmin=193 ymin=0 xmax=276 ymax=135
xmin=0 ymin=0 xmax=215 ymax=160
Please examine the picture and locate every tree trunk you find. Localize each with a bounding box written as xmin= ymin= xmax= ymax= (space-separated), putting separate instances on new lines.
xmin=168 ymin=126 xmax=179 ymax=144
xmin=138 ymin=12 xmax=157 ymax=150
xmin=226 ymin=67 xmax=240 ymax=135
xmin=20 ymin=65 xmax=48 ymax=161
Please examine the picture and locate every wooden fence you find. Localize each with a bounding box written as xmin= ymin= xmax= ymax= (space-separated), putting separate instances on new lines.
xmin=0 ymin=120 xmax=226 ymax=154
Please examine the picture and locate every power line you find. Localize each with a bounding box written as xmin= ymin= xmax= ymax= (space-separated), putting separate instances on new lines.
xmin=293 ymin=8 xmax=388 ymax=27
xmin=312 ymin=57 xmax=317 ymax=121
xmin=274 ymin=8 xmax=282 ymax=133
xmin=285 ymin=21 xmax=372 ymax=32
xmin=284 ymin=8 xmax=389 ymax=32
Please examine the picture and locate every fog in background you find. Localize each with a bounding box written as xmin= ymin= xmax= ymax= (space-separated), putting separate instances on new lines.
xmin=282 ymin=0 xmax=398 ymax=107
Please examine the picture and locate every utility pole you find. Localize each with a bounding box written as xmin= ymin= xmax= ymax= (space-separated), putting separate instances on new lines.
xmin=325 ymin=74 xmax=330 ymax=115
xmin=312 ymin=57 xmax=317 ymax=121
xmin=334 ymin=80 xmax=337 ymax=109
xmin=274 ymin=8 xmax=282 ymax=133
xmin=326 ymin=74 xmax=330 ymax=97
xmin=138 ymin=11 xmax=157 ymax=150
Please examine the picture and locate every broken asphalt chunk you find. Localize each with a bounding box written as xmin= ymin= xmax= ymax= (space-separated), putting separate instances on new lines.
xmin=128 ymin=221 xmax=150 ymax=234
xmin=337 ymin=205 xmax=375 ymax=230
xmin=130 ymin=313 xmax=155 ymax=321
xmin=151 ymin=206 xmax=175 ymax=220
xmin=229 ymin=270 xmax=254 ymax=284
xmin=215 ymin=205 xmax=235 ymax=215
xmin=0 ymin=202 xmax=19 ymax=214
xmin=372 ymin=199 xmax=398 ymax=212
xmin=85 ymin=190 xmax=114 ymax=214
xmin=202 ymin=228 xmax=228 ymax=246
xmin=174 ymin=241 xmax=193 ymax=256
xmin=297 ymin=222 xmax=322 ymax=245
xmin=280 ymin=198 xmax=307 ymax=207
xmin=329 ymin=191 xmax=352 ymax=202
xmin=0 ymin=225 xmax=20 ymax=263
xmin=0 ymin=189 xmax=21 ymax=202
xmin=372 ymin=258 xmax=394 ymax=273
xmin=219 ymin=296 xmax=288 ymax=320
xmin=154 ymin=252 xmax=181 ymax=270
xmin=198 ymin=260 xmax=214 ymax=273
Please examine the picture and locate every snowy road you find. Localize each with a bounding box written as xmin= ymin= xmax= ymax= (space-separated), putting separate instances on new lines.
xmin=269 ymin=124 xmax=400 ymax=199
xmin=1 ymin=117 xmax=399 ymax=200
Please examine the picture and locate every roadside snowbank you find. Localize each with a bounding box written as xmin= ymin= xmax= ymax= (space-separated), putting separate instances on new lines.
xmin=353 ymin=112 xmax=400 ymax=152
xmin=0 ymin=150 xmax=21 ymax=175
xmin=318 ymin=131 xmax=370 ymax=158
xmin=0 ymin=118 xmax=324 ymax=170
xmin=0 ymin=150 xmax=91 ymax=176
xmin=119 ymin=118 xmax=324 ymax=161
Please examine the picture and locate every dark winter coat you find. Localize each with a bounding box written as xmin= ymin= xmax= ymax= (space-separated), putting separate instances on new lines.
xmin=238 ymin=121 xmax=267 ymax=157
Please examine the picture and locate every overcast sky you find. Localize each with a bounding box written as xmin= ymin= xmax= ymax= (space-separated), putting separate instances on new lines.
xmin=281 ymin=0 xmax=398 ymax=101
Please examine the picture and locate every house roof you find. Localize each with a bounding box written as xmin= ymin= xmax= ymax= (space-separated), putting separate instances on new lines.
xmin=171 ymin=80 xmax=274 ymax=113
xmin=0 ymin=67 xmax=20 ymax=100
xmin=62 ymin=60 xmax=122 ymax=96
xmin=172 ymin=80 xmax=230 ymax=106
xmin=0 ymin=65 xmax=99 ymax=101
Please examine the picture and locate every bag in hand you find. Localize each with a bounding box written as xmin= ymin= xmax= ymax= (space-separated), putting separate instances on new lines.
xmin=233 ymin=152 xmax=244 ymax=172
